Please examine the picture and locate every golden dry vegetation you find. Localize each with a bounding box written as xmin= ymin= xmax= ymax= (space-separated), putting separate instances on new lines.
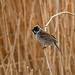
xmin=0 ymin=0 xmax=75 ymax=75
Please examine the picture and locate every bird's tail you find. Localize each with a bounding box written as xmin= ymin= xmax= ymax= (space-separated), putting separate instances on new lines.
xmin=54 ymin=43 xmax=63 ymax=55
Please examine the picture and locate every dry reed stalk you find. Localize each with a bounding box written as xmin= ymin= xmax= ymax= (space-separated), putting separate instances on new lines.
xmin=17 ymin=18 xmax=21 ymax=73
xmin=10 ymin=18 xmax=20 ymax=69
xmin=0 ymin=0 xmax=9 ymax=75
xmin=43 ymin=49 xmax=52 ymax=75
xmin=0 ymin=57 xmax=45 ymax=68
xmin=42 ymin=58 xmax=47 ymax=75
xmin=44 ymin=11 xmax=75 ymax=75
xmin=23 ymin=61 xmax=26 ymax=75
xmin=30 ymin=69 xmax=33 ymax=75
xmin=39 ymin=69 xmax=42 ymax=75
xmin=45 ymin=11 xmax=75 ymax=31
xmin=27 ymin=66 xmax=29 ymax=75
xmin=15 ymin=69 xmax=18 ymax=75
xmin=0 ymin=0 xmax=75 ymax=75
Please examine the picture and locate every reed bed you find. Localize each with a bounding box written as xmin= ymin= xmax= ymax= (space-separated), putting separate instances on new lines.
xmin=0 ymin=0 xmax=75 ymax=75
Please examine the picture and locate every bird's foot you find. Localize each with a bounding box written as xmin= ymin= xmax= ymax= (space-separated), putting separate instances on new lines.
xmin=43 ymin=47 xmax=46 ymax=49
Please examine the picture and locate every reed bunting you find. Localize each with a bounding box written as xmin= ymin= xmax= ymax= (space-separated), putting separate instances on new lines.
xmin=32 ymin=25 xmax=63 ymax=55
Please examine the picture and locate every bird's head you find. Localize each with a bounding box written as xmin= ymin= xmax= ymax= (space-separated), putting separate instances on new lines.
xmin=32 ymin=25 xmax=41 ymax=34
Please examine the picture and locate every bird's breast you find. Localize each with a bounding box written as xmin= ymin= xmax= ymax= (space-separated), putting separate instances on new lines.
xmin=35 ymin=34 xmax=51 ymax=45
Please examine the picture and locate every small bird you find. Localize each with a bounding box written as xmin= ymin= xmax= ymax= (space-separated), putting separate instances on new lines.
xmin=32 ymin=25 xmax=63 ymax=55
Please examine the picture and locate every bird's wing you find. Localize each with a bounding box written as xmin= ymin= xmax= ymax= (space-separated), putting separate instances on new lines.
xmin=51 ymin=35 xmax=56 ymax=39
xmin=39 ymin=31 xmax=56 ymax=42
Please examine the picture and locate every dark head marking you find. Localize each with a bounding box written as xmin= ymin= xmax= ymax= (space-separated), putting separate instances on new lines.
xmin=32 ymin=26 xmax=40 ymax=34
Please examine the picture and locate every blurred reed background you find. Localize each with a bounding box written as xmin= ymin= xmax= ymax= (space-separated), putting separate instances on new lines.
xmin=0 ymin=0 xmax=75 ymax=75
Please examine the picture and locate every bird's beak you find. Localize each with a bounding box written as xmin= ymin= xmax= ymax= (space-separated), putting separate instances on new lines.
xmin=32 ymin=29 xmax=34 ymax=32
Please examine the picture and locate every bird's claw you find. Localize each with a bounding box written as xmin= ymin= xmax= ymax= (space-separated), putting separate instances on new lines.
xmin=43 ymin=47 xmax=46 ymax=49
